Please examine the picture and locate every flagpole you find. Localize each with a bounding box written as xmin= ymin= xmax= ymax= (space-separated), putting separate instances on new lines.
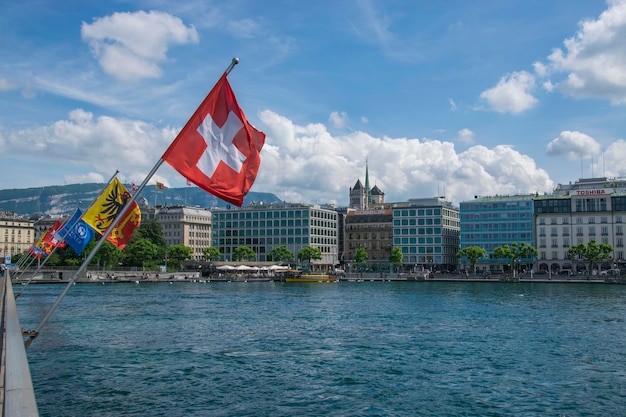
xmin=17 ymin=171 xmax=120 ymax=298
xmin=225 ymin=57 xmax=239 ymax=75
xmin=25 ymin=59 xmax=240 ymax=348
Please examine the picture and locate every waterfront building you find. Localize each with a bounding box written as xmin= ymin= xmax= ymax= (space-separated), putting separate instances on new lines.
xmin=392 ymin=197 xmax=460 ymax=272
xmin=534 ymin=177 xmax=626 ymax=273
xmin=344 ymin=205 xmax=393 ymax=269
xmin=1 ymin=211 xmax=35 ymax=259
xmin=211 ymin=203 xmax=338 ymax=271
xmin=155 ymin=205 xmax=212 ymax=261
xmin=459 ymin=194 xmax=535 ymax=273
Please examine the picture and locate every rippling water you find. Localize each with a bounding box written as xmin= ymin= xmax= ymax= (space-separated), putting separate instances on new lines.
xmin=16 ymin=281 xmax=626 ymax=416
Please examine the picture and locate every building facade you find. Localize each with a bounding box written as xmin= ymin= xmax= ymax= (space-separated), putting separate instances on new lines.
xmin=459 ymin=194 xmax=535 ymax=273
xmin=155 ymin=206 xmax=212 ymax=261
xmin=534 ymin=177 xmax=626 ymax=273
xmin=1 ymin=211 xmax=35 ymax=259
xmin=344 ymin=206 xmax=393 ymax=269
xmin=392 ymin=197 xmax=460 ymax=271
xmin=211 ymin=203 xmax=338 ymax=271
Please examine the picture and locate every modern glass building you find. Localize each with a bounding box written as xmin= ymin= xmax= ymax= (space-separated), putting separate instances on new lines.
xmin=392 ymin=197 xmax=460 ymax=271
xmin=211 ymin=203 xmax=338 ymax=271
xmin=459 ymin=194 xmax=535 ymax=272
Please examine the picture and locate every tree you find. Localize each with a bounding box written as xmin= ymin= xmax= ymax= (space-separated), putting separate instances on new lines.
xmin=267 ymin=245 xmax=294 ymax=263
xmin=124 ymin=239 xmax=160 ymax=268
xmin=232 ymin=246 xmax=256 ymax=262
xmin=493 ymin=242 xmax=538 ymax=277
xmin=298 ymin=246 xmax=322 ymax=263
xmin=354 ymin=247 xmax=368 ymax=263
xmin=389 ymin=247 xmax=403 ymax=266
xmin=127 ymin=220 xmax=167 ymax=262
xmin=567 ymin=239 xmax=613 ymax=274
xmin=202 ymin=246 xmax=222 ymax=262
xmin=298 ymin=246 xmax=322 ymax=273
xmin=86 ymin=239 xmax=122 ymax=270
xmin=168 ymin=245 xmax=194 ymax=270
xmin=456 ymin=246 xmax=487 ymax=273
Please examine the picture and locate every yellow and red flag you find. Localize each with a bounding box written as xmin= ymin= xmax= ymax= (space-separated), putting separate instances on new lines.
xmin=82 ymin=178 xmax=141 ymax=249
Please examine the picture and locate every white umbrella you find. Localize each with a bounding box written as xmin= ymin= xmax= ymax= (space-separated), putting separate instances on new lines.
xmin=236 ymin=265 xmax=254 ymax=271
xmin=216 ymin=265 xmax=235 ymax=270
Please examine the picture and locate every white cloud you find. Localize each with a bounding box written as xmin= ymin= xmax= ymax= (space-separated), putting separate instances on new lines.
xmin=480 ymin=71 xmax=538 ymax=114
xmin=546 ymin=130 xmax=602 ymax=159
xmin=0 ymin=108 xmax=178 ymax=182
xmin=603 ymin=139 xmax=626 ymax=177
xmin=533 ymin=61 xmax=548 ymax=77
xmin=0 ymin=108 xmax=558 ymax=206
xmin=227 ymin=18 xmax=261 ymax=39
xmin=81 ymin=10 xmax=199 ymax=81
xmin=0 ymin=76 xmax=14 ymax=91
xmin=457 ymin=128 xmax=474 ymax=144
xmin=448 ymin=97 xmax=457 ymax=111
xmin=256 ymin=110 xmax=553 ymax=204
xmin=64 ymin=172 xmax=105 ymax=185
xmin=329 ymin=111 xmax=348 ymax=129
xmin=539 ymin=0 xmax=626 ymax=104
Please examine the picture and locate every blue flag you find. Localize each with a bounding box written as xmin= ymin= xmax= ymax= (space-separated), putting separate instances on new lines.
xmin=58 ymin=209 xmax=95 ymax=255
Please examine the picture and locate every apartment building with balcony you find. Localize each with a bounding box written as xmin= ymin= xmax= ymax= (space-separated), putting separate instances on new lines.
xmin=344 ymin=205 xmax=393 ymax=268
xmin=0 ymin=211 xmax=34 ymax=259
xmin=534 ymin=177 xmax=626 ymax=273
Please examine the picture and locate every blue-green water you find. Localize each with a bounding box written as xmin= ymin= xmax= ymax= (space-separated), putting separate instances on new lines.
xmin=16 ymin=281 xmax=626 ymax=416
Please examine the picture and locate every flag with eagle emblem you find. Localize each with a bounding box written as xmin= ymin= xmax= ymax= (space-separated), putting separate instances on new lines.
xmin=82 ymin=177 xmax=141 ymax=249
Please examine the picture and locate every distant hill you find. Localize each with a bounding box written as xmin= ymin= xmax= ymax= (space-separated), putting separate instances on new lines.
xmin=0 ymin=183 xmax=283 ymax=217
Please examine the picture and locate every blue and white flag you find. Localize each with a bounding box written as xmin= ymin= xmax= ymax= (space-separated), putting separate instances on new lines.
xmin=58 ymin=208 xmax=95 ymax=255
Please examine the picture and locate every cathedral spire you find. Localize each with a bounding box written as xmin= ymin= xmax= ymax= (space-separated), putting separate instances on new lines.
xmin=365 ymin=158 xmax=371 ymax=209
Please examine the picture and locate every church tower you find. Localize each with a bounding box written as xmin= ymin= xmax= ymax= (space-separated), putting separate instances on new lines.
xmin=349 ymin=159 xmax=384 ymax=210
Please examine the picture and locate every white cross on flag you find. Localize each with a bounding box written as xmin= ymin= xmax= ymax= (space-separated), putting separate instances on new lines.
xmin=162 ymin=74 xmax=265 ymax=206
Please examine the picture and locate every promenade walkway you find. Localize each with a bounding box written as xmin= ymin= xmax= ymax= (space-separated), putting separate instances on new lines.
xmin=1 ymin=271 xmax=39 ymax=417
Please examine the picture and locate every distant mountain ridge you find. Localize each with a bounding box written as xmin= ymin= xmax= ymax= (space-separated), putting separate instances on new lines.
xmin=0 ymin=183 xmax=282 ymax=217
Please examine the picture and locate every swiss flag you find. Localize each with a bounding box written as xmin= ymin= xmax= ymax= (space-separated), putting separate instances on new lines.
xmin=162 ymin=73 xmax=265 ymax=206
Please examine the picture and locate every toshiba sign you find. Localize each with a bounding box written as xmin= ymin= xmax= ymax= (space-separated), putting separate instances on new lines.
xmin=576 ymin=189 xmax=609 ymax=195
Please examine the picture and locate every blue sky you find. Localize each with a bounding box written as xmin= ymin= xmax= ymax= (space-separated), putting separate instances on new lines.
xmin=1 ymin=0 xmax=626 ymax=206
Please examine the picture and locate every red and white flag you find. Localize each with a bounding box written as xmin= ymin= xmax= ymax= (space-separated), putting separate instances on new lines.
xmin=162 ymin=73 xmax=265 ymax=206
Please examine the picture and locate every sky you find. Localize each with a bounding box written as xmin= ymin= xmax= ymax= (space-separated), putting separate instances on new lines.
xmin=1 ymin=0 xmax=626 ymax=207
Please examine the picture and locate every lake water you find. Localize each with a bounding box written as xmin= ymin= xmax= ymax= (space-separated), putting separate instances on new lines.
xmin=16 ymin=281 xmax=626 ymax=416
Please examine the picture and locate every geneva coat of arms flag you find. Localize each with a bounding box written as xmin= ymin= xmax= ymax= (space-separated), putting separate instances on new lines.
xmin=161 ymin=73 xmax=265 ymax=206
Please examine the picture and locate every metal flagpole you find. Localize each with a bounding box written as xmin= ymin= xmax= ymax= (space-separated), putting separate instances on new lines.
xmin=16 ymin=171 xmax=119 ymax=298
xmin=25 ymin=58 xmax=239 ymax=348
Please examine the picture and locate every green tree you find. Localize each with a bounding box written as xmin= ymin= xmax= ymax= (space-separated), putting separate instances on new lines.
xmin=233 ymin=246 xmax=256 ymax=262
xmin=298 ymin=246 xmax=322 ymax=263
xmin=567 ymin=239 xmax=613 ymax=274
xmin=354 ymin=247 xmax=368 ymax=263
xmin=456 ymin=246 xmax=487 ymax=273
xmin=127 ymin=220 xmax=167 ymax=262
xmin=389 ymin=247 xmax=403 ymax=266
xmin=298 ymin=246 xmax=322 ymax=272
xmin=268 ymin=245 xmax=294 ymax=263
xmin=493 ymin=242 xmax=538 ymax=277
xmin=86 ymin=239 xmax=122 ymax=270
xmin=202 ymin=246 xmax=222 ymax=262
xmin=168 ymin=245 xmax=194 ymax=270
xmin=124 ymin=238 xmax=160 ymax=269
